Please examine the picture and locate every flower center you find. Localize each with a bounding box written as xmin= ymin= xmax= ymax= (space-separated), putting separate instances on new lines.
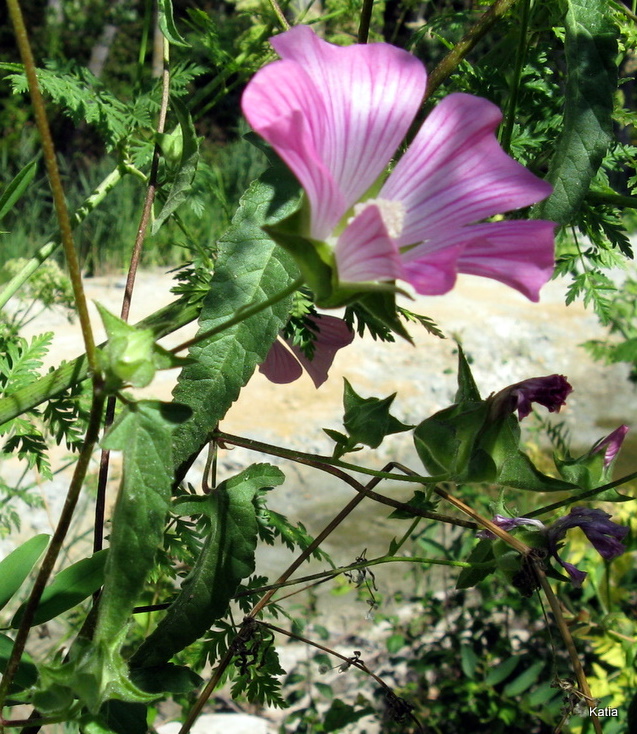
xmin=354 ymin=198 xmax=405 ymax=239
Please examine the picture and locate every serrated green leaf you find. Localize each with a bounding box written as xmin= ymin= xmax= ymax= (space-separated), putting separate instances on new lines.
xmin=96 ymin=401 xmax=191 ymax=646
xmin=12 ymin=549 xmax=108 ymax=627
xmin=0 ymin=159 xmax=37 ymax=222
xmin=131 ymin=464 xmax=284 ymax=668
xmin=342 ymin=379 xmax=413 ymax=450
xmin=171 ymin=167 xmax=301 ymax=482
xmin=535 ymin=0 xmax=617 ymax=224
xmin=0 ymin=534 xmax=49 ymax=612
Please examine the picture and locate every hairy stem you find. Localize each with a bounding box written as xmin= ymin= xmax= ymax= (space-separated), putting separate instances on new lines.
xmin=6 ymin=0 xmax=99 ymax=375
xmin=0 ymin=391 xmax=106 ymax=708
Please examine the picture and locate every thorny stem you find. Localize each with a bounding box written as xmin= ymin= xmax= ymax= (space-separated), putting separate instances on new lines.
xmin=0 ymin=391 xmax=106 ymax=711
xmin=94 ymin=33 xmax=172 ymax=554
xmin=425 ymin=0 xmax=519 ymax=100
xmin=6 ymin=0 xmax=99 ymax=376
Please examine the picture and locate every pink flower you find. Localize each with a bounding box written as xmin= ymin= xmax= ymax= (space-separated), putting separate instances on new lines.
xmin=259 ymin=314 xmax=354 ymax=387
xmin=242 ymin=26 xmax=555 ymax=301
xmin=590 ymin=424 xmax=629 ymax=469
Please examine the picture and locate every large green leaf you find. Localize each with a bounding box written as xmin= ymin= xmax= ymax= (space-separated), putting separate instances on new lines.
xmin=12 ymin=549 xmax=108 ymax=627
xmin=42 ymin=401 xmax=192 ymax=712
xmin=97 ymin=401 xmax=191 ymax=644
xmin=131 ymin=464 xmax=284 ymax=669
xmin=0 ymin=534 xmax=49 ymax=612
xmin=535 ymin=0 xmax=617 ymax=224
xmin=171 ymin=167 xmax=301 ymax=482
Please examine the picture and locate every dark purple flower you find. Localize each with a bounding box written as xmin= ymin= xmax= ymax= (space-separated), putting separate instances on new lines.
xmin=477 ymin=514 xmax=545 ymax=539
xmin=590 ymin=425 xmax=629 ymax=469
xmin=259 ymin=314 xmax=354 ymax=388
xmin=547 ymin=507 xmax=629 ymax=586
xmin=491 ymin=374 xmax=573 ymax=421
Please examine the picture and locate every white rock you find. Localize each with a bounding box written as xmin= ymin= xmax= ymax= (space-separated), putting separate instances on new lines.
xmin=157 ymin=713 xmax=268 ymax=734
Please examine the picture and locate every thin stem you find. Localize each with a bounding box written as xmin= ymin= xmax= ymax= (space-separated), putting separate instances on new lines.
xmin=170 ymin=277 xmax=305 ymax=354
xmin=526 ymin=470 xmax=637 ymax=518
xmin=357 ymin=0 xmax=374 ymax=43
xmin=267 ymin=0 xmax=290 ymax=29
xmin=6 ymin=0 xmax=99 ymax=376
xmin=425 ymin=0 xmax=519 ymax=100
xmin=215 ymin=431 xmax=443 ymax=486
xmin=535 ymin=570 xmax=602 ymax=734
xmin=0 ymin=391 xmax=106 ymax=708
xmin=499 ymin=0 xmax=530 ymax=154
xmin=94 ymin=32 xmax=171 ymax=554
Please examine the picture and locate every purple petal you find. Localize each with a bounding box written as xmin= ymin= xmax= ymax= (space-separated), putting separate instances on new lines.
xmin=590 ymin=425 xmax=629 ymax=468
xmin=381 ymin=93 xmax=553 ymax=247
xmin=556 ymin=559 xmax=588 ymax=587
xmin=335 ymin=205 xmax=405 ymax=282
xmin=492 ymin=374 xmax=572 ymax=420
xmin=477 ymin=514 xmax=546 ymax=539
xmin=402 ymin=220 xmax=555 ymax=300
xmin=258 ymin=339 xmax=303 ymax=384
xmin=401 ymin=245 xmax=464 ymax=295
xmin=289 ymin=315 xmax=354 ymax=387
xmin=243 ymin=26 xmax=427 ymax=239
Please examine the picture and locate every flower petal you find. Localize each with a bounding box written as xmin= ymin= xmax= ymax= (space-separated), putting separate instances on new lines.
xmin=400 ymin=245 xmax=464 ymax=295
xmin=335 ymin=205 xmax=405 ymax=283
xmin=290 ymin=315 xmax=354 ymax=387
xmin=258 ymin=339 xmax=303 ymax=384
xmin=243 ymin=26 xmax=427 ymax=238
xmin=381 ymin=93 xmax=553 ymax=246
xmin=455 ymin=220 xmax=556 ymax=302
xmin=590 ymin=424 xmax=629 ymax=468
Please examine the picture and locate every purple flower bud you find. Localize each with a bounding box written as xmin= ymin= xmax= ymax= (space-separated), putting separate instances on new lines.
xmin=547 ymin=507 xmax=629 ymax=586
xmin=491 ymin=374 xmax=572 ymax=421
xmin=477 ymin=514 xmax=546 ymax=539
xmin=590 ymin=425 xmax=629 ymax=469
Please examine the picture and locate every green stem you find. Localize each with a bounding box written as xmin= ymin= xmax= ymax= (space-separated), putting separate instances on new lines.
xmin=0 ymin=390 xmax=106 ymax=709
xmin=215 ymin=431 xmax=442 ymax=486
xmin=526 ymin=470 xmax=637 ymax=518
xmin=6 ymin=0 xmax=98 ymax=376
xmin=171 ymin=277 xmax=305 ymax=354
xmin=0 ymin=296 xmax=202 ymax=428
xmin=357 ymin=0 xmax=374 ymax=43
xmin=499 ymin=0 xmax=530 ymax=154
xmin=0 ymin=165 xmax=126 ymax=311
xmin=235 ymin=554 xmax=474 ymax=599
xmin=425 ymin=0 xmax=519 ymax=99
xmin=586 ymin=190 xmax=637 ymax=209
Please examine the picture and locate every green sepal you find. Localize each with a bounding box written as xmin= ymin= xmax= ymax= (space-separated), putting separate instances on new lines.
xmin=96 ymin=302 xmax=191 ymax=391
xmin=456 ymin=539 xmax=496 ymax=590
xmin=33 ymin=635 xmax=155 ymax=714
xmin=455 ymin=344 xmax=481 ymax=403
xmin=342 ymin=379 xmax=413 ymax=450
